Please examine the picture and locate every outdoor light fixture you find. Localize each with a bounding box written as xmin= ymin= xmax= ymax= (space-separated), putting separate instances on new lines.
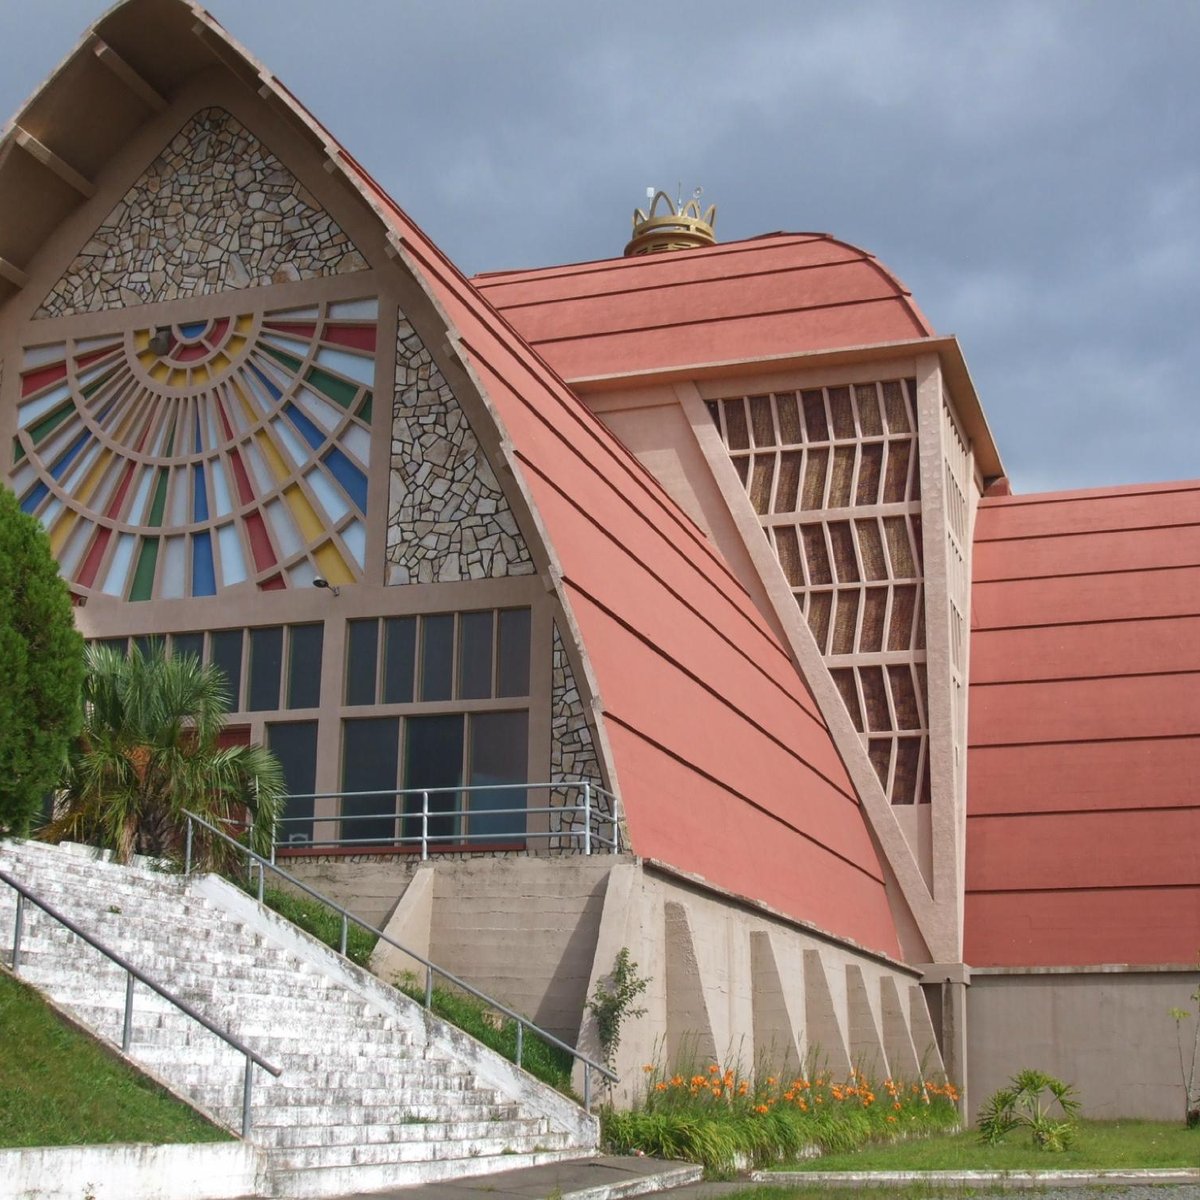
xmin=313 ymin=576 xmax=340 ymax=598
xmin=149 ymin=326 xmax=173 ymax=355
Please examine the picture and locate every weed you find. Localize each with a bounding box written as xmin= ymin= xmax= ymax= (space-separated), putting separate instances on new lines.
xmin=587 ymin=947 xmax=649 ymax=1071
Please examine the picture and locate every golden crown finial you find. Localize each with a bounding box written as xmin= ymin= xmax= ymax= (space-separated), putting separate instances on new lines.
xmin=625 ymin=187 xmax=717 ymax=257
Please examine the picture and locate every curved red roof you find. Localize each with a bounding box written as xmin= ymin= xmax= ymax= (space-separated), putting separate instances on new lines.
xmin=474 ymin=233 xmax=935 ymax=382
xmin=965 ymin=481 xmax=1200 ymax=966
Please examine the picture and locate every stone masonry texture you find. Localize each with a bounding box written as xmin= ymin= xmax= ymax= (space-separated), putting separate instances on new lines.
xmin=36 ymin=107 xmax=367 ymax=318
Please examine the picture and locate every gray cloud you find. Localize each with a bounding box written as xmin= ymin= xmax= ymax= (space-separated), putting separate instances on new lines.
xmin=1 ymin=0 xmax=1196 ymax=492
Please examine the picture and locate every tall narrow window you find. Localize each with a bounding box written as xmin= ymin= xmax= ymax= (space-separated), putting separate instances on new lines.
xmin=341 ymin=717 xmax=399 ymax=844
xmin=403 ymin=715 xmax=463 ymax=842
xmin=287 ymin=624 xmax=324 ymax=709
xmin=248 ymin=626 xmax=283 ymax=711
xmin=210 ymin=629 xmax=244 ymax=710
xmin=469 ymin=711 xmax=528 ymax=844
xmin=497 ymin=608 xmax=531 ymax=697
xmin=345 ymin=619 xmax=379 ymax=706
xmin=458 ymin=611 xmax=493 ymax=699
xmin=268 ymin=721 xmax=318 ymax=846
xmin=420 ymin=615 xmax=454 ymax=702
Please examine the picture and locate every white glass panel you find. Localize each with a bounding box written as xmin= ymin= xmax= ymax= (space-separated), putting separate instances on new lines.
xmin=340 ymin=519 xmax=365 ymax=568
xmin=271 ymin=418 xmax=309 ymax=470
xmin=315 ymin=346 xmax=374 ymax=387
xmin=168 ymin=468 xmax=189 ymax=525
xmin=262 ymin=332 xmax=312 ymax=358
xmin=18 ymin=382 xmax=72 ymax=427
xmin=243 ymin=441 xmax=273 ymax=492
xmin=266 ymin=305 xmax=320 ymax=321
xmin=58 ymin=520 xmax=92 ymax=577
xmin=341 ymin=423 xmax=370 ymax=466
xmin=160 ymin=536 xmax=187 ymax=599
xmin=327 ymin=298 xmax=378 ymax=320
xmin=129 ymin=466 xmax=155 ymax=524
xmin=304 ymin=466 xmax=348 ymax=523
xmin=217 ymin=523 xmax=247 ymax=586
xmin=292 ymin=385 xmax=340 ymax=432
xmin=74 ymin=334 xmax=121 ymax=355
xmin=21 ymin=343 xmax=66 ymax=369
xmin=211 ymin=458 xmax=232 ymax=517
xmin=264 ymin=498 xmax=303 ymax=557
xmin=205 ymin=400 xmax=221 ymax=450
xmin=101 ymin=532 xmax=136 ymax=596
xmin=38 ymin=497 xmax=63 ymax=533
xmin=9 ymin=462 xmax=37 ymax=496
xmin=288 ymin=557 xmax=317 ymax=587
xmin=62 ymin=443 xmax=101 ymax=494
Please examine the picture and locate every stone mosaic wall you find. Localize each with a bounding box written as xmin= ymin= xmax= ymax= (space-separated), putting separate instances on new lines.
xmin=387 ymin=310 xmax=536 ymax=584
xmin=550 ymin=624 xmax=612 ymax=851
xmin=36 ymin=107 xmax=367 ymax=319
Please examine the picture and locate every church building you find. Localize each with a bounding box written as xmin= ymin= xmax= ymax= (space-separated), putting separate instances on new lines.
xmin=2 ymin=0 xmax=1196 ymax=1118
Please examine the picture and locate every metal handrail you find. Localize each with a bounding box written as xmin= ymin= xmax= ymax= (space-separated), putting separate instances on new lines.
xmin=183 ymin=810 xmax=617 ymax=1110
xmin=274 ymin=779 xmax=622 ymax=859
xmin=0 ymin=867 xmax=282 ymax=1137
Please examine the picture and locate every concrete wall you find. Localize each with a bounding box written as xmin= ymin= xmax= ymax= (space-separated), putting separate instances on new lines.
xmin=573 ymin=859 xmax=944 ymax=1105
xmin=286 ymin=853 xmax=615 ymax=1042
xmin=967 ymin=966 xmax=1200 ymax=1122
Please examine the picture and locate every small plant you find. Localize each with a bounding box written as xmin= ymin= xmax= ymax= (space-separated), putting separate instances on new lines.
xmin=1168 ymin=959 xmax=1200 ymax=1129
xmin=587 ymin=947 xmax=649 ymax=1071
xmin=977 ymin=1068 xmax=1080 ymax=1151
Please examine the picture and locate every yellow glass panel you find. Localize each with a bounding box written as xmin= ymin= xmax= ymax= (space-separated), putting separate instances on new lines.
xmin=255 ymin=431 xmax=288 ymax=482
xmin=133 ymin=330 xmax=150 ymax=351
xmin=79 ymin=449 xmax=112 ymax=504
xmin=49 ymin=510 xmax=75 ymax=556
xmin=283 ymin=484 xmax=323 ymax=541
xmin=235 ymin=315 xmax=254 ymax=335
xmin=226 ymin=337 xmax=246 ymax=356
xmin=149 ymin=361 xmax=170 ymax=383
xmin=210 ymin=353 xmax=229 ymax=373
xmin=168 ymin=369 xmax=187 ymax=388
xmin=312 ymin=540 xmax=353 ymax=585
xmin=191 ymin=364 xmax=210 ymax=386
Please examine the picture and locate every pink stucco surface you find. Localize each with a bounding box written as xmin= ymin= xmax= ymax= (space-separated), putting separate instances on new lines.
xmin=966 ymin=482 xmax=1200 ymax=966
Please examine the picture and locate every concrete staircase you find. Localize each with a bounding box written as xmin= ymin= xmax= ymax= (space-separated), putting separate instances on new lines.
xmin=0 ymin=838 xmax=598 ymax=1198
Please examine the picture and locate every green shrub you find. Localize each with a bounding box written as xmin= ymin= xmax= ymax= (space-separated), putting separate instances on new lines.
xmin=977 ymin=1068 xmax=1081 ymax=1151
xmin=250 ymin=881 xmax=378 ymax=968
xmin=603 ymin=1058 xmax=960 ymax=1175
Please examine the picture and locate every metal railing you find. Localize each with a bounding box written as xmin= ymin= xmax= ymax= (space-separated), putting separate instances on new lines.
xmin=0 ymin=867 xmax=281 ymax=1137
xmin=272 ymin=779 xmax=622 ymax=859
xmin=183 ymin=810 xmax=617 ymax=1110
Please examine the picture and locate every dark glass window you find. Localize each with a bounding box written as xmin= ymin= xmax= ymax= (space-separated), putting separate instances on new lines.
xmin=420 ymin=614 xmax=454 ymax=702
xmin=171 ymin=632 xmax=204 ymax=665
xmin=458 ymin=612 xmax=493 ymax=700
xmin=382 ymin=616 xmax=416 ymax=704
xmin=131 ymin=635 xmax=162 ymax=660
xmin=403 ymin=714 xmax=463 ymax=842
xmin=469 ymin=711 xmax=528 ymax=843
xmin=210 ymin=630 xmax=244 ymax=710
xmin=268 ymin=721 xmax=318 ymax=846
xmin=94 ymin=637 xmax=128 ymax=656
xmin=497 ymin=609 xmax=531 ymax=697
xmin=248 ymin=626 xmax=283 ymax=711
xmin=287 ymin=624 xmax=324 ymax=709
xmin=341 ymin=717 xmax=399 ymax=844
xmin=345 ymin=619 xmax=379 ymax=706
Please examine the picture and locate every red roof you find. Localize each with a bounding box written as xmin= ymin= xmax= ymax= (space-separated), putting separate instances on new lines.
xmin=965 ymin=481 xmax=1200 ymax=966
xmin=366 ymin=184 xmax=904 ymax=957
xmin=474 ymin=233 xmax=935 ymax=382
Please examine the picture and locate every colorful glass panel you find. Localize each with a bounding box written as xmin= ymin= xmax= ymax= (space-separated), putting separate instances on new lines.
xmin=12 ymin=298 xmax=378 ymax=601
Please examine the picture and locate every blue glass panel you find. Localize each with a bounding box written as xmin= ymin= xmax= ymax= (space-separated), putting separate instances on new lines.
xmin=20 ymin=481 xmax=49 ymax=514
xmin=194 ymin=411 xmax=202 ymax=454
xmin=322 ymin=447 xmax=368 ymax=512
xmin=179 ymin=322 xmax=207 ymax=338
xmin=192 ymin=531 xmax=216 ymax=596
xmin=49 ymin=432 xmax=91 ymax=481
xmin=192 ymin=464 xmax=209 ymax=522
xmin=283 ymin=402 xmax=325 ymax=452
xmin=250 ymin=363 xmax=283 ymax=402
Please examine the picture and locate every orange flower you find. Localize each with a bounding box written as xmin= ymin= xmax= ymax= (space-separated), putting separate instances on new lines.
xmin=886 ymin=1115 xmax=897 ymax=1124
xmin=654 ymin=1082 xmax=667 ymax=1091
xmin=708 ymin=1064 xmax=720 ymax=1075
xmin=754 ymin=1104 xmax=769 ymax=1114
xmin=893 ymin=1101 xmax=902 ymax=1111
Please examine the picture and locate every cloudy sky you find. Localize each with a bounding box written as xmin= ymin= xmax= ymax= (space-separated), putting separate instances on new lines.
xmin=2 ymin=0 xmax=1196 ymax=493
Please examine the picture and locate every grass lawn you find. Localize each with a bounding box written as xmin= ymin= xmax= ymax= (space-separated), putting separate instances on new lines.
xmin=769 ymin=1119 xmax=1199 ymax=1172
xmin=0 ymin=971 xmax=230 ymax=1147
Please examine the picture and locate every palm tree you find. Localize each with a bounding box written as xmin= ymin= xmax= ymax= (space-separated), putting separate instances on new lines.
xmin=41 ymin=642 xmax=283 ymax=868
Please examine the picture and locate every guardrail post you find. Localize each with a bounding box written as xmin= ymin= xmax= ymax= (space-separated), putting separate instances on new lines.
xmin=583 ymin=1064 xmax=591 ymax=1113
xmin=424 ymin=966 xmax=434 ymax=1010
xmin=184 ymin=818 xmax=193 ymax=876
xmin=420 ymin=791 xmax=429 ymax=861
xmin=515 ymin=1021 xmax=524 ymax=1069
xmin=12 ymin=892 xmax=24 ymax=972
xmin=583 ymin=784 xmax=592 ymax=856
xmin=242 ymin=1055 xmax=253 ymax=1138
xmin=256 ymin=861 xmax=264 ymax=904
xmin=122 ymin=971 xmax=135 ymax=1051
xmin=339 ymin=913 xmax=348 ymax=957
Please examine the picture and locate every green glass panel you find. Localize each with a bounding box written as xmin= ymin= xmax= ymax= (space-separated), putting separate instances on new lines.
xmin=357 ymin=394 xmax=373 ymax=423
xmin=80 ymin=365 xmax=119 ymax=400
xmin=13 ymin=438 xmax=24 ymax=464
xmin=29 ymin=404 xmax=75 ymax=445
xmin=165 ymin=414 xmax=178 ymax=455
xmin=129 ymin=537 xmax=159 ymax=602
xmin=263 ymin=345 xmax=304 ymax=373
xmin=306 ymin=367 xmax=357 ymax=410
xmin=147 ymin=469 xmax=168 ymax=527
